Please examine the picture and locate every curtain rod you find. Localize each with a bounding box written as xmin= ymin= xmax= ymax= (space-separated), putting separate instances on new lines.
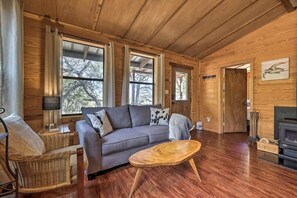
xmin=129 ymin=48 xmax=162 ymax=58
xmin=45 ymin=24 xmax=108 ymax=47
xmin=24 ymin=11 xmax=109 ymax=46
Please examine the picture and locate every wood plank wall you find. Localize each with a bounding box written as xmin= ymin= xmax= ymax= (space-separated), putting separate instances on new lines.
xmin=199 ymin=11 xmax=297 ymax=139
xmin=23 ymin=16 xmax=199 ymax=131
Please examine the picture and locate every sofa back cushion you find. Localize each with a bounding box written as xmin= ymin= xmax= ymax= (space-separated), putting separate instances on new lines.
xmin=82 ymin=105 xmax=132 ymax=129
xmin=129 ymin=104 xmax=161 ymax=127
xmin=1 ymin=114 xmax=46 ymax=155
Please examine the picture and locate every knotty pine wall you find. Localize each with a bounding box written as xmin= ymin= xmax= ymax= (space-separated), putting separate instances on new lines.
xmin=23 ymin=16 xmax=199 ymax=131
xmin=199 ymin=11 xmax=297 ymax=139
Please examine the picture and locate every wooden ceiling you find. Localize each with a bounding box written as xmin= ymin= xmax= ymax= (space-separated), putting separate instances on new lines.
xmin=23 ymin=0 xmax=295 ymax=59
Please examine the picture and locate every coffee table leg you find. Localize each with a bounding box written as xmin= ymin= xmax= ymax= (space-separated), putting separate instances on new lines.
xmin=129 ymin=168 xmax=143 ymax=198
xmin=189 ymin=158 xmax=201 ymax=182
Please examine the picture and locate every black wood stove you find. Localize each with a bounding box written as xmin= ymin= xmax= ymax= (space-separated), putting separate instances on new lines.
xmin=278 ymin=120 xmax=297 ymax=169
xmin=274 ymin=106 xmax=297 ymax=169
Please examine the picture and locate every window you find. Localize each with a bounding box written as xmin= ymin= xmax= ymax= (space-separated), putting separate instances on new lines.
xmin=175 ymin=71 xmax=188 ymax=100
xmin=62 ymin=39 xmax=104 ymax=115
xmin=129 ymin=53 xmax=154 ymax=105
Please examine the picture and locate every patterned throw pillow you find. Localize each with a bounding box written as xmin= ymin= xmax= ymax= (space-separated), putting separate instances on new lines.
xmin=150 ymin=107 xmax=169 ymax=126
xmin=87 ymin=109 xmax=113 ymax=137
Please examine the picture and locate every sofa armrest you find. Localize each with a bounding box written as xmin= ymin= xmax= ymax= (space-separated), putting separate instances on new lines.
xmin=76 ymin=120 xmax=102 ymax=174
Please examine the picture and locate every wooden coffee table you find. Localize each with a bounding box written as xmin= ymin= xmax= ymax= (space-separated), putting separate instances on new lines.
xmin=128 ymin=140 xmax=202 ymax=197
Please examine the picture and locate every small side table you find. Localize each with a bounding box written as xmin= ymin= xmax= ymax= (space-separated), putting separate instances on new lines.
xmin=38 ymin=125 xmax=79 ymax=146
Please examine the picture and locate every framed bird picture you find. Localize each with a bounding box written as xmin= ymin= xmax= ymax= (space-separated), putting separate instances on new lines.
xmin=261 ymin=57 xmax=289 ymax=81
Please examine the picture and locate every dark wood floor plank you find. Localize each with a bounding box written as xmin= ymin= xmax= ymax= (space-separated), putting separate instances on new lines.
xmin=19 ymin=130 xmax=297 ymax=198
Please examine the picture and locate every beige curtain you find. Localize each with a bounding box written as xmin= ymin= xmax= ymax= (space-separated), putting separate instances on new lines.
xmin=103 ymin=42 xmax=115 ymax=107
xmin=121 ymin=45 xmax=130 ymax=105
xmin=43 ymin=25 xmax=62 ymax=127
xmin=154 ymin=54 xmax=165 ymax=106
xmin=0 ymin=0 xmax=24 ymax=117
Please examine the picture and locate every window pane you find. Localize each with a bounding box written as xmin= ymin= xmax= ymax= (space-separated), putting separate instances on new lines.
xmin=63 ymin=41 xmax=104 ymax=79
xmin=175 ymin=71 xmax=188 ymax=100
xmin=129 ymin=83 xmax=153 ymax=105
xmin=62 ymin=79 xmax=103 ymax=114
xmin=130 ymin=55 xmax=153 ymax=83
xmin=62 ymin=57 xmax=103 ymax=79
xmin=62 ymin=40 xmax=104 ymax=115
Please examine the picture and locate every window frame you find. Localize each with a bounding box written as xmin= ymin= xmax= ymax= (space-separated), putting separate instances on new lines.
xmin=61 ymin=37 xmax=105 ymax=116
xmin=129 ymin=52 xmax=155 ymax=105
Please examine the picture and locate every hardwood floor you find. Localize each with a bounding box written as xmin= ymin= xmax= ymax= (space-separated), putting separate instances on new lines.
xmin=17 ymin=131 xmax=297 ymax=197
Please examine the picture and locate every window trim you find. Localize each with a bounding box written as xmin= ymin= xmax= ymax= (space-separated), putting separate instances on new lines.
xmin=129 ymin=52 xmax=155 ymax=105
xmin=61 ymin=38 xmax=105 ymax=116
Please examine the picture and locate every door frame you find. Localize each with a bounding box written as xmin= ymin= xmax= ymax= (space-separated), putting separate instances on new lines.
xmin=169 ymin=62 xmax=193 ymax=119
xmin=218 ymin=59 xmax=254 ymax=133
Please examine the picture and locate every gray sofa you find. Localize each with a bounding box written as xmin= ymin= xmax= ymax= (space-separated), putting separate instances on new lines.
xmin=76 ymin=104 xmax=169 ymax=178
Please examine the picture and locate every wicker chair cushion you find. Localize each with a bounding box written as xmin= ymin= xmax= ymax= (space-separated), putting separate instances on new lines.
xmin=1 ymin=114 xmax=46 ymax=155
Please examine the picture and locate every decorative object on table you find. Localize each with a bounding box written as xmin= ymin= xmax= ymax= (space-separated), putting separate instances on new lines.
xmin=248 ymin=110 xmax=260 ymax=143
xmin=128 ymin=140 xmax=201 ymax=198
xmin=59 ymin=124 xmax=71 ymax=133
xmin=261 ymin=57 xmax=289 ymax=81
xmin=42 ymin=96 xmax=61 ymax=131
xmin=257 ymin=138 xmax=279 ymax=154
xmin=0 ymin=108 xmax=19 ymax=197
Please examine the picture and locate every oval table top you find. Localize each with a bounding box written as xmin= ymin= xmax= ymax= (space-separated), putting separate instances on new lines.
xmin=129 ymin=140 xmax=201 ymax=168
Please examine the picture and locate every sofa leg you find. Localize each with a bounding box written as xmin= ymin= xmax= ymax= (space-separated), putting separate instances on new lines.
xmin=88 ymin=173 xmax=97 ymax=180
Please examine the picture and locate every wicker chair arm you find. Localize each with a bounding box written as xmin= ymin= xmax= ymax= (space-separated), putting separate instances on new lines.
xmin=8 ymin=150 xmax=76 ymax=162
xmin=40 ymin=133 xmax=73 ymax=151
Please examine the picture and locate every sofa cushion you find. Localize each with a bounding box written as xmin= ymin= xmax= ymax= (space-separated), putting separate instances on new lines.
xmin=129 ymin=104 xmax=161 ymax=127
xmin=82 ymin=105 xmax=132 ymax=129
xmin=102 ymin=128 xmax=149 ymax=155
xmin=134 ymin=125 xmax=169 ymax=144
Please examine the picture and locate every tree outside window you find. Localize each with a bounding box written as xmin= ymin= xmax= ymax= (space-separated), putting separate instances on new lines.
xmin=129 ymin=54 xmax=154 ymax=105
xmin=62 ymin=40 xmax=104 ymax=115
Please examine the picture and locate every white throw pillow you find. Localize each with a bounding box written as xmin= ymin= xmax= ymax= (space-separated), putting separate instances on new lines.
xmin=1 ymin=114 xmax=46 ymax=155
xmin=87 ymin=109 xmax=113 ymax=137
xmin=150 ymin=107 xmax=169 ymax=126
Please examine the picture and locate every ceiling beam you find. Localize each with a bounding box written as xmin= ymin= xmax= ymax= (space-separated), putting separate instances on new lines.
xmin=122 ymin=0 xmax=148 ymax=39
xmin=180 ymin=0 xmax=257 ymax=55
xmin=83 ymin=46 xmax=89 ymax=61
xmin=281 ymin=0 xmax=296 ymax=12
xmin=144 ymin=0 xmax=188 ymax=44
xmin=196 ymin=3 xmax=286 ymax=58
xmin=131 ymin=61 xmax=153 ymax=69
xmin=63 ymin=49 xmax=103 ymax=62
xmin=23 ymin=11 xmax=199 ymax=61
xmin=139 ymin=58 xmax=151 ymax=68
xmin=164 ymin=0 xmax=224 ymax=50
xmin=92 ymin=0 xmax=104 ymax=30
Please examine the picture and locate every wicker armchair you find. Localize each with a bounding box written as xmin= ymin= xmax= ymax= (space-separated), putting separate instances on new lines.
xmin=0 ymin=132 xmax=85 ymax=197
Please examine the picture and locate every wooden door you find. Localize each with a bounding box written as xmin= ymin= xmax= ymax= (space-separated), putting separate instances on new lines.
xmin=171 ymin=66 xmax=191 ymax=118
xmin=223 ymin=68 xmax=247 ymax=133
